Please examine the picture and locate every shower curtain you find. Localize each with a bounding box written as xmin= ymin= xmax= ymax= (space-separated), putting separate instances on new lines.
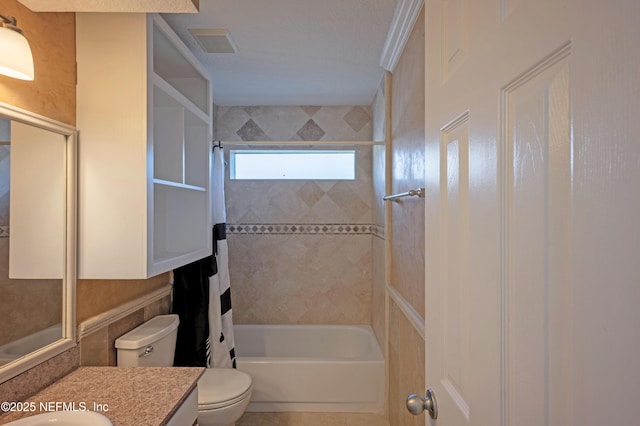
xmin=208 ymin=144 xmax=236 ymax=368
xmin=173 ymin=143 xmax=236 ymax=368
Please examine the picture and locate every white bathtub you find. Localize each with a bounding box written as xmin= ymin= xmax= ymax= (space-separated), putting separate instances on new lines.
xmin=234 ymin=324 xmax=384 ymax=413
xmin=0 ymin=323 xmax=62 ymax=365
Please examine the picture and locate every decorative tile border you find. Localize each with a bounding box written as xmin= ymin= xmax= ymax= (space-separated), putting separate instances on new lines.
xmin=228 ymin=223 xmax=373 ymax=235
xmin=0 ymin=226 xmax=8 ymax=238
xmin=371 ymin=224 xmax=386 ymax=239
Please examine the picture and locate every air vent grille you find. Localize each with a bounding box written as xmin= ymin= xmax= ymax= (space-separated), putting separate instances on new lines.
xmin=188 ymin=29 xmax=238 ymax=53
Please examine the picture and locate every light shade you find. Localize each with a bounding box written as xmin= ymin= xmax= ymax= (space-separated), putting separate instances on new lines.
xmin=0 ymin=25 xmax=34 ymax=80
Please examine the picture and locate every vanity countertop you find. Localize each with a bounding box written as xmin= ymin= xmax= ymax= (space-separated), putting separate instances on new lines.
xmin=0 ymin=366 xmax=205 ymax=425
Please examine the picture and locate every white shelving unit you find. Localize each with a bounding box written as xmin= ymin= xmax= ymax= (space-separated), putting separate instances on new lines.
xmin=77 ymin=13 xmax=212 ymax=279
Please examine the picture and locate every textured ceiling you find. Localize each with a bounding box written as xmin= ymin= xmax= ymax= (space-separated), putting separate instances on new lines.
xmin=162 ymin=0 xmax=397 ymax=106
xmin=18 ymin=0 xmax=397 ymax=106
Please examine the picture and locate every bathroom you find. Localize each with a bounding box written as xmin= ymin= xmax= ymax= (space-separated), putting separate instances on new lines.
xmin=1 ymin=0 xmax=639 ymax=425
xmin=0 ymin=0 xmax=424 ymax=425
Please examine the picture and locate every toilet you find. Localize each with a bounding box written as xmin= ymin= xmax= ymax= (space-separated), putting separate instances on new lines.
xmin=115 ymin=314 xmax=252 ymax=426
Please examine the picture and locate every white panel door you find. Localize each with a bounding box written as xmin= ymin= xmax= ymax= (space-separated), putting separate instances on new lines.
xmin=423 ymin=0 xmax=640 ymax=425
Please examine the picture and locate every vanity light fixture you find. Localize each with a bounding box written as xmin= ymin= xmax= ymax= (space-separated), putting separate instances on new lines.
xmin=0 ymin=14 xmax=34 ymax=80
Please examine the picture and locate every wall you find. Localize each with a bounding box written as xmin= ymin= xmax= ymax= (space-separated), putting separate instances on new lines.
xmin=371 ymin=77 xmax=387 ymax=349
xmin=78 ymin=291 xmax=171 ymax=366
xmin=215 ymin=106 xmax=374 ymax=324
xmin=387 ymin=7 xmax=426 ymax=426
xmin=0 ymin=1 xmax=75 ymax=126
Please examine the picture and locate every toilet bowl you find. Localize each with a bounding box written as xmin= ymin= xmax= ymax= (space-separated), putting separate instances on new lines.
xmin=115 ymin=314 xmax=252 ymax=426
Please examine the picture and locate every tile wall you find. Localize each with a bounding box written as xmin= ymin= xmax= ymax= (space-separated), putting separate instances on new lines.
xmin=215 ymin=106 xmax=374 ymax=324
xmin=386 ymin=7 xmax=426 ymax=425
xmin=388 ymin=300 xmax=425 ymax=426
xmin=78 ymin=294 xmax=171 ymax=366
xmin=371 ymin=78 xmax=387 ymax=348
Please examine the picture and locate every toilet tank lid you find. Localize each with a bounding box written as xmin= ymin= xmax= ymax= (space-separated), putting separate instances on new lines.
xmin=115 ymin=314 xmax=180 ymax=350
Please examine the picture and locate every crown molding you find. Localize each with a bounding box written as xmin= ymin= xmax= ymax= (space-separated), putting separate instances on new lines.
xmin=379 ymin=0 xmax=425 ymax=71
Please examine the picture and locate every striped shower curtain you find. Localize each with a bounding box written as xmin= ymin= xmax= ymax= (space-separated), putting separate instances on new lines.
xmin=207 ymin=144 xmax=236 ymax=368
xmin=173 ymin=144 xmax=235 ymax=368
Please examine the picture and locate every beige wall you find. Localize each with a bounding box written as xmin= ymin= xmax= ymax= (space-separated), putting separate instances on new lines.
xmin=390 ymin=8 xmax=426 ymax=318
xmin=388 ymin=299 xmax=424 ymax=426
xmin=76 ymin=274 xmax=170 ymax=323
xmin=216 ymin=106 xmax=374 ymax=324
xmin=371 ymin=76 xmax=387 ymax=348
xmin=387 ymin=7 xmax=426 ymax=425
xmin=0 ymin=1 xmax=75 ymax=126
xmin=79 ymin=294 xmax=171 ymax=366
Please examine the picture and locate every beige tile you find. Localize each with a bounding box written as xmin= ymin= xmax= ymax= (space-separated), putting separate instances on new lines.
xmin=343 ymin=106 xmax=371 ymax=133
xmin=143 ymin=294 xmax=171 ymax=321
xmin=296 ymin=119 xmax=326 ymax=141
xmin=371 ymin=236 xmax=386 ymax=348
xmin=238 ymin=412 xmax=388 ymax=426
xmin=229 ymin=235 xmax=371 ymax=325
xmin=238 ymin=412 xmax=304 ymax=426
xmin=79 ymin=327 xmax=109 ymax=366
xmin=388 ymin=299 xmax=425 ymax=426
xmin=106 ymin=309 xmax=145 ymax=366
xmin=301 ymin=412 xmax=346 ymax=426
xmin=388 ymin=5 xmax=425 ymax=319
xmin=296 ymin=181 xmax=325 ymax=208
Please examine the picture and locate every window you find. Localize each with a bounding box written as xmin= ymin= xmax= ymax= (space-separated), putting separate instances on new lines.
xmin=230 ymin=150 xmax=356 ymax=180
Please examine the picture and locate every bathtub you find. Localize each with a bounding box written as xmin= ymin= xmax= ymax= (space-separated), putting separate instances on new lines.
xmin=234 ymin=324 xmax=384 ymax=413
xmin=0 ymin=323 xmax=62 ymax=365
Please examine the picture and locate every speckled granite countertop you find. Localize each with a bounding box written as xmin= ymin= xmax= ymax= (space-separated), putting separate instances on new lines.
xmin=0 ymin=366 xmax=204 ymax=425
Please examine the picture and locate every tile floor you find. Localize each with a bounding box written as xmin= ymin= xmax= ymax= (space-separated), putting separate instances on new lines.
xmin=237 ymin=412 xmax=390 ymax=426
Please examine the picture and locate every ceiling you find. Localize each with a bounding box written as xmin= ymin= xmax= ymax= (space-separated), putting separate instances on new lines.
xmin=161 ymin=0 xmax=397 ymax=106
xmin=18 ymin=0 xmax=398 ymax=106
xmin=17 ymin=0 xmax=199 ymax=13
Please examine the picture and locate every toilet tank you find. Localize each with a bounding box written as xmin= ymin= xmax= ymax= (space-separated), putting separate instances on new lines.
xmin=115 ymin=314 xmax=179 ymax=367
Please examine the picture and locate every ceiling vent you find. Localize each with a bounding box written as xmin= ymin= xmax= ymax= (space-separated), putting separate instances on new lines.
xmin=188 ymin=29 xmax=238 ymax=54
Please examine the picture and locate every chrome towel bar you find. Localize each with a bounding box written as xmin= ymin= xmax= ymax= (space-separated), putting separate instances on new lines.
xmin=383 ymin=187 xmax=425 ymax=201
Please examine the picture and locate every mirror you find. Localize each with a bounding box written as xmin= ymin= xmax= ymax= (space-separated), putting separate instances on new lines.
xmin=0 ymin=102 xmax=76 ymax=383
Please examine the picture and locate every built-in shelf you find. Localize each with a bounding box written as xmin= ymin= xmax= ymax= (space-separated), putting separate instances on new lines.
xmin=77 ymin=13 xmax=212 ymax=279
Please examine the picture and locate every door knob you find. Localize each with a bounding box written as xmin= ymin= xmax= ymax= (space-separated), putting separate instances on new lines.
xmin=406 ymin=389 xmax=438 ymax=419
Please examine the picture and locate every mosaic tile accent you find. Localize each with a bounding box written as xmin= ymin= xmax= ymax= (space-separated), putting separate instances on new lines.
xmin=0 ymin=225 xmax=8 ymax=238
xmin=228 ymin=223 xmax=373 ymax=235
xmin=371 ymin=224 xmax=385 ymax=239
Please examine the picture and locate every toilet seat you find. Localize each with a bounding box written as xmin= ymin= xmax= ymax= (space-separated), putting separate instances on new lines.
xmin=197 ymin=368 xmax=252 ymax=411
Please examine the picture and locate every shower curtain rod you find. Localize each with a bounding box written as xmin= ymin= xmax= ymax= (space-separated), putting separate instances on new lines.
xmin=218 ymin=140 xmax=384 ymax=146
